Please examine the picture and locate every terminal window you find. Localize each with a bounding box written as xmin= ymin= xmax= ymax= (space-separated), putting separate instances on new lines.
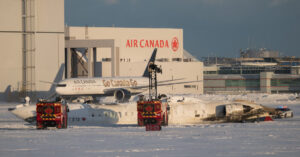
xmin=184 ymin=85 xmax=197 ymax=88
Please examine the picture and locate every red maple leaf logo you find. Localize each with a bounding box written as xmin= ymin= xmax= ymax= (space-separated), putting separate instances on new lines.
xmin=44 ymin=106 xmax=53 ymax=114
xmin=171 ymin=37 xmax=179 ymax=52
xmin=145 ymin=105 xmax=153 ymax=112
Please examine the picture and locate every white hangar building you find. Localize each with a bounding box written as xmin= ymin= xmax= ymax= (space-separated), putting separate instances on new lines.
xmin=65 ymin=26 xmax=203 ymax=95
xmin=0 ymin=0 xmax=203 ymax=101
xmin=0 ymin=0 xmax=64 ymax=101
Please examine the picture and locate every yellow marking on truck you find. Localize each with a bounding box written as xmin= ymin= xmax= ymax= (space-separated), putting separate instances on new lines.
xmin=142 ymin=112 xmax=157 ymax=118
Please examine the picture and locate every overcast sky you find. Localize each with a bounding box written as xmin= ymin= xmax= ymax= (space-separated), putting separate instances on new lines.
xmin=65 ymin=0 xmax=300 ymax=59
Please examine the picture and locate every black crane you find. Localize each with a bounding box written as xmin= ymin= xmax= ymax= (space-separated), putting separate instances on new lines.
xmin=147 ymin=61 xmax=162 ymax=101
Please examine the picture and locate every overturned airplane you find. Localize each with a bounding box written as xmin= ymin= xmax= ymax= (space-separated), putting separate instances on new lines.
xmin=8 ymin=96 xmax=282 ymax=126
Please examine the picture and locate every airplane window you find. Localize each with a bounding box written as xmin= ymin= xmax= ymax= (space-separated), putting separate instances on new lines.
xmin=119 ymin=112 xmax=122 ymax=118
xmin=57 ymin=84 xmax=67 ymax=87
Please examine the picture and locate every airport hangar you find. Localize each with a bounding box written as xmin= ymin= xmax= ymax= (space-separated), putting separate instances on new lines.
xmin=0 ymin=0 xmax=203 ymax=102
xmin=64 ymin=26 xmax=203 ymax=96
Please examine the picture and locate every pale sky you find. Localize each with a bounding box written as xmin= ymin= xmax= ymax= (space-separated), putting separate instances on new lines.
xmin=65 ymin=0 xmax=300 ymax=59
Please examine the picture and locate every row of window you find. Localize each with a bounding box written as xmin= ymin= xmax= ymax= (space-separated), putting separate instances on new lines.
xmin=90 ymin=111 xmax=135 ymax=118
xmin=271 ymin=79 xmax=300 ymax=86
xmin=223 ymin=79 xmax=300 ymax=87
xmin=225 ymin=80 xmax=260 ymax=87
xmin=184 ymin=85 xmax=198 ymax=89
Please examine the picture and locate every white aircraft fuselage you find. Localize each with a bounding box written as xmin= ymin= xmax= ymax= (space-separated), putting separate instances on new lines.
xmin=55 ymin=48 xmax=158 ymax=102
xmin=55 ymin=77 xmax=148 ymax=96
xmin=9 ymin=98 xmax=272 ymax=126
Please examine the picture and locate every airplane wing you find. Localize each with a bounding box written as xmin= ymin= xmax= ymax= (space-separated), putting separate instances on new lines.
xmin=39 ymin=80 xmax=59 ymax=85
xmin=130 ymin=80 xmax=202 ymax=90
xmin=157 ymin=78 xmax=185 ymax=83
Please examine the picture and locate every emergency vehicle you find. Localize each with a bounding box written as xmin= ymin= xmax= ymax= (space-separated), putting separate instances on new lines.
xmin=275 ymin=106 xmax=293 ymax=118
xmin=36 ymin=98 xmax=69 ymax=129
xmin=136 ymin=54 xmax=169 ymax=131
xmin=137 ymin=95 xmax=169 ymax=130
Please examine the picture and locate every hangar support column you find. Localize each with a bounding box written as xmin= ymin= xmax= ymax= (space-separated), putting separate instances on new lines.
xmin=65 ymin=39 xmax=115 ymax=78
xmin=115 ymin=47 xmax=120 ymax=76
xmin=65 ymin=48 xmax=72 ymax=78
xmin=87 ymin=48 xmax=94 ymax=77
xmin=111 ymin=47 xmax=115 ymax=77
xmin=260 ymin=72 xmax=273 ymax=94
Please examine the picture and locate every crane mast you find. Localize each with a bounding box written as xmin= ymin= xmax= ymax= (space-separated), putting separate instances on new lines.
xmin=148 ymin=62 xmax=162 ymax=100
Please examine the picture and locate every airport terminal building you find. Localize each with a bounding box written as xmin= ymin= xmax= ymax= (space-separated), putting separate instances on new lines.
xmin=0 ymin=0 xmax=203 ymax=101
xmin=203 ymin=49 xmax=300 ymax=94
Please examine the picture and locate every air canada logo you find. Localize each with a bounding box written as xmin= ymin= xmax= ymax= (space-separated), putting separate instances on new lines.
xmin=125 ymin=37 xmax=179 ymax=52
xmin=171 ymin=37 xmax=179 ymax=52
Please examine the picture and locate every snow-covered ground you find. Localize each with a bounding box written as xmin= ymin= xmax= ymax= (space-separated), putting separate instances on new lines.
xmin=1 ymin=94 xmax=300 ymax=157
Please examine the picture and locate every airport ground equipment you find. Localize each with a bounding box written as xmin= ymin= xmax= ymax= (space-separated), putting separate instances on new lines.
xmin=137 ymin=59 xmax=169 ymax=131
xmin=274 ymin=106 xmax=293 ymax=118
xmin=137 ymin=97 xmax=169 ymax=131
xmin=36 ymin=98 xmax=69 ymax=129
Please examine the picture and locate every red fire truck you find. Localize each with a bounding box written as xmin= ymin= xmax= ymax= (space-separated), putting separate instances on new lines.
xmin=136 ymin=49 xmax=169 ymax=131
xmin=137 ymin=96 xmax=169 ymax=131
xmin=36 ymin=99 xmax=69 ymax=129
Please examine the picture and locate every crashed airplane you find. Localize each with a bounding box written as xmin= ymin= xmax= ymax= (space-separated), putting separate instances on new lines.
xmin=8 ymin=96 xmax=279 ymax=126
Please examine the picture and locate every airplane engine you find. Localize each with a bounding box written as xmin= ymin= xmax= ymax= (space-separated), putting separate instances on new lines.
xmin=114 ymin=89 xmax=131 ymax=102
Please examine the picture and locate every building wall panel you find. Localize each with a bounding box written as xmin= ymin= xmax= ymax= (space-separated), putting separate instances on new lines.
xmin=36 ymin=0 xmax=64 ymax=32
xmin=119 ymin=62 xmax=203 ymax=94
xmin=0 ymin=33 xmax=22 ymax=101
xmin=0 ymin=0 xmax=22 ymax=31
xmin=67 ymin=27 xmax=183 ymax=62
xmin=101 ymin=62 xmax=112 ymax=77
xmin=35 ymin=33 xmax=65 ymax=96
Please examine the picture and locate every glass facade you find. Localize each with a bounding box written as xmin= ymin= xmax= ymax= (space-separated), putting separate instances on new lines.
xmin=225 ymin=79 xmax=260 ymax=87
xmin=271 ymin=79 xmax=300 ymax=87
xmin=217 ymin=66 xmax=291 ymax=74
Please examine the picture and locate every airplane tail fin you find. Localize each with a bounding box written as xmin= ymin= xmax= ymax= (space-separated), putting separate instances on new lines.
xmin=142 ymin=48 xmax=157 ymax=77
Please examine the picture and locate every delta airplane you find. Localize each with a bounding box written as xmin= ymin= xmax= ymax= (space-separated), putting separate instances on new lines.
xmin=8 ymin=97 xmax=277 ymax=126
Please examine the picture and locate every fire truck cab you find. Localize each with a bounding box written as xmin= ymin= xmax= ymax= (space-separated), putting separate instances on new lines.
xmin=36 ymin=98 xmax=69 ymax=129
xmin=137 ymin=95 xmax=169 ymax=131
